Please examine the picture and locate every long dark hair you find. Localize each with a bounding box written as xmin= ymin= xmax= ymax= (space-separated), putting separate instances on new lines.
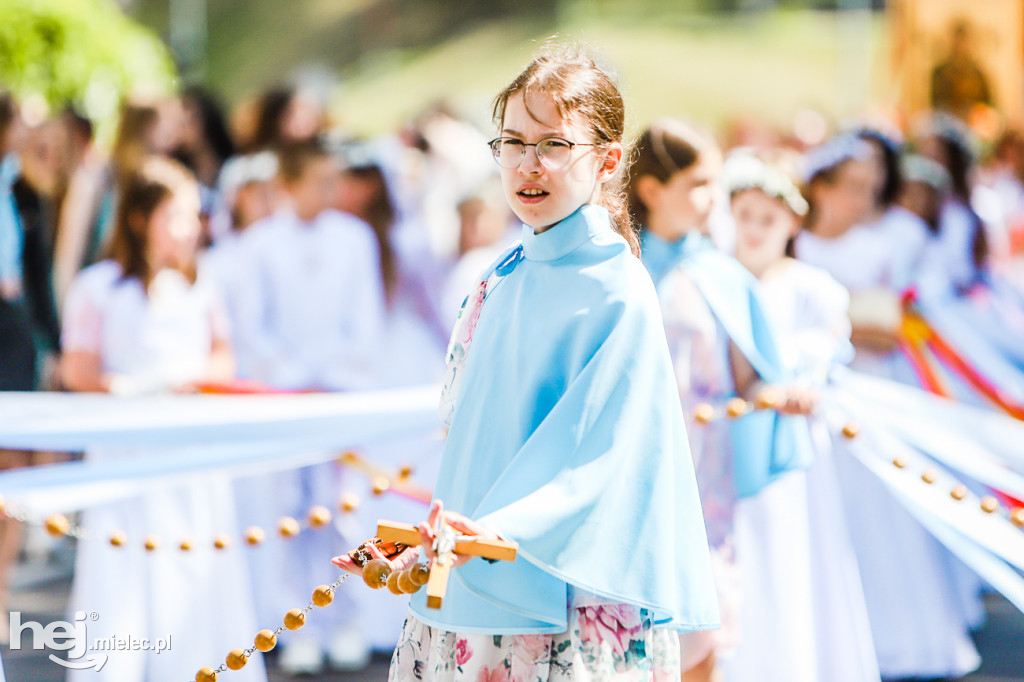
xmin=110 ymin=157 xmax=198 ymax=290
xmin=625 ymin=118 xmax=715 ymax=229
xmin=341 ymin=165 xmax=398 ymax=304
xmin=180 ymin=86 xmax=236 ymax=169
xmin=492 ymin=46 xmax=639 ymax=257
xmin=932 ymin=133 xmax=988 ymax=270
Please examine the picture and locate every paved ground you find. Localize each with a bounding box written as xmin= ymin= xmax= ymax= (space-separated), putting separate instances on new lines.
xmin=1 ymin=563 xmax=1022 ymax=682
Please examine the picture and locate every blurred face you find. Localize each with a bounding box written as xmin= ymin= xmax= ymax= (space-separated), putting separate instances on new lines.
xmin=149 ymin=98 xmax=185 ymax=155
xmin=282 ymin=92 xmax=322 ymax=143
xmin=287 ymin=156 xmax=338 ymax=222
xmin=234 ymin=181 xmax=277 ymax=229
xmin=899 ymin=181 xmax=942 ymax=228
xmin=811 ymin=159 xmax=877 ymax=232
xmin=640 ymin=156 xmax=719 ymax=240
xmin=334 ymin=170 xmax=379 ymax=220
xmin=732 ymin=188 xmax=800 ymax=277
xmin=498 ymin=90 xmax=620 ymax=232
xmin=21 ymin=122 xmax=65 ymax=197
xmin=147 ymin=185 xmax=202 ymax=268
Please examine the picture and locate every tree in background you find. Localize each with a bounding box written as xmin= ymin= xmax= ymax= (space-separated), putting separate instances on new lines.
xmin=0 ymin=0 xmax=177 ymax=141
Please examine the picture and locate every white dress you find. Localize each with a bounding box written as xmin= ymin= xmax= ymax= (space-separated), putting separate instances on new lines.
xmin=795 ymin=227 xmax=982 ymax=679
xmin=745 ymin=259 xmax=880 ymax=682
xmin=659 ymin=268 xmax=815 ymax=682
xmin=62 ymin=261 xmax=265 ymax=682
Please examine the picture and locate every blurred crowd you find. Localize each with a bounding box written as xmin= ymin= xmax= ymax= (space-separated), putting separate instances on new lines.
xmin=4 ymin=76 xmax=1024 ymax=678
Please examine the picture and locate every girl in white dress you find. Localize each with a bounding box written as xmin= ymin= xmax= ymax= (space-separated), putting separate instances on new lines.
xmin=727 ymin=152 xmax=880 ymax=682
xmin=794 ymin=134 xmax=981 ymax=680
xmin=61 ymin=156 xmax=265 ymax=682
xmin=626 ymin=120 xmax=817 ymax=682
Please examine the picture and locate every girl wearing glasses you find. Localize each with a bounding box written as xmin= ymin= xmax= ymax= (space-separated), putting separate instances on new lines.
xmin=334 ymin=46 xmax=719 ymax=681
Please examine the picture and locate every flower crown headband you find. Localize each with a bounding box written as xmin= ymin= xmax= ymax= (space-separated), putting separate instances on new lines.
xmin=724 ymin=152 xmax=809 ymax=217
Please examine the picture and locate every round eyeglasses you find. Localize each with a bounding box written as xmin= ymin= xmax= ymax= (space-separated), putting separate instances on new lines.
xmin=487 ymin=136 xmax=594 ymax=171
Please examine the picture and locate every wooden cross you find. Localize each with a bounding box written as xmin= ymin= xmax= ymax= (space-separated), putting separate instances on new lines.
xmin=377 ymin=519 xmax=518 ymax=609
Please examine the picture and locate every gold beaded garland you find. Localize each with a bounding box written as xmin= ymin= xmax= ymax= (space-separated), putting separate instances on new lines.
xmin=144 ymin=535 xmax=160 ymax=551
xmin=213 ymin=534 xmax=231 ymax=550
xmin=372 ymin=477 xmax=391 ymax=496
xmin=387 ymin=569 xmax=404 ymax=595
xmin=841 ymin=422 xmax=860 ymax=439
xmin=312 ymin=585 xmax=334 ymax=607
xmin=308 ymin=506 xmax=332 ymax=528
xmin=284 ymin=608 xmax=306 ymax=630
xmin=225 ymin=648 xmax=247 ymax=671
xmin=179 ymin=538 xmax=193 ymax=552
xmin=1011 ymin=508 xmax=1024 ymax=527
xmin=254 ymin=629 xmax=277 ymax=652
xmin=921 ymin=470 xmax=937 ymax=485
xmin=950 ymin=485 xmax=968 ymax=501
xmin=693 ymin=403 xmax=715 ymax=424
xmin=398 ymin=570 xmax=419 ymax=594
xmin=339 ymin=494 xmax=360 ymax=513
xmin=245 ymin=526 xmax=266 ymax=546
xmin=892 ymin=457 xmax=906 ymax=469
xmin=44 ymin=514 xmax=70 ymax=537
xmin=398 ymin=465 xmax=414 ymax=480
xmin=277 ymin=516 xmax=301 ymax=538
xmin=196 ymin=666 xmax=217 ymax=682
xmin=725 ymin=398 xmax=749 ymax=418
xmin=109 ymin=530 xmax=127 ymax=547
xmin=981 ymin=496 xmax=999 ymax=514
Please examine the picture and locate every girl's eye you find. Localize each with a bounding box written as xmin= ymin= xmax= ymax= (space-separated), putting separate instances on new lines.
xmin=501 ymin=139 xmax=525 ymax=149
xmin=541 ymin=139 xmax=570 ymax=150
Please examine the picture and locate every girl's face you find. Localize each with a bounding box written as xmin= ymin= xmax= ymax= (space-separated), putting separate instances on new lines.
xmin=811 ymin=159 xmax=877 ymax=230
xmin=640 ymin=156 xmax=719 ymax=240
xmin=498 ymin=90 xmax=621 ymax=231
xmin=288 ymin=156 xmax=339 ymax=222
xmin=732 ymin=188 xmax=799 ymax=277
xmin=147 ymin=185 xmax=202 ymax=267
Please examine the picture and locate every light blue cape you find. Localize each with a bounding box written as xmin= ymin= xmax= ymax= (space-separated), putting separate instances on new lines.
xmin=409 ymin=205 xmax=720 ymax=634
xmin=642 ymin=231 xmax=813 ymax=498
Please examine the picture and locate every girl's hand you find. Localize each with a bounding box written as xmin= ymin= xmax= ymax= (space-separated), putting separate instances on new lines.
xmin=331 ymin=541 xmax=421 ymax=577
xmin=418 ymin=500 xmax=500 ymax=568
xmin=779 ymin=386 xmax=817 ymax=416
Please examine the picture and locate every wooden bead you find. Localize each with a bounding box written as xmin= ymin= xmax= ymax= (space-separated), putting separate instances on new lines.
xmin=213 ymin=534 xmax=231 ymax=550
xmin=144 ymin=535 xmax=159 ymax=551
xmin=892 ymin=457 xmax=906 ymax=469
xmin=362 ymin=559 xmax=391 ymax=589
xmin=398 ymin=465 xmax=414 ymax=480
xmin=277 ymin=516 xmax=301 ymax=538
xmin=254 ymin=629 xmax=277 ymax=652
xmin=755 ymin=388 xmax=782 ymax=410
xmin=226 ymin=648 xmax=248 ymax=671
xmin=196 ymin=667 xmax=217 ymax=682
xmin=950 ymin=485 xmax=968 ymax=501
xmin=372 ymin=477 xmax=391 ymax=496
xmin=725 ymin=398 xmax=749 ymax=418
xmin=693 ymin=403 xmax=715 ymax=424
xmin=841 ymin=422 xmax=860 ymax=439
xmin=409 ymin=563 xmax=431 ymax=586
xmin=312 ymin=585 xmax=334 ymax=607
xmin=284 ymin=608 xmax=306 ymax=630
xmin=245 ymin=526 xmax=266 ymax=546
xmin=981 ymin=496 xmax=999 ymax=514
xmin=921 ymin=470 xmax=937 ymax=485
xmin=398 ymin=570 xmax=420 ymax=594
xmin=179 ymin=538 xmax=193 ymax=551
xmin=44 ymin=514 xmax=70 ymax=537
xmin=1011 ymin=508 xmax=1024 ymax=527
xmin=308 ymin=506 xmax=332 ymax=528
xmin=109 ymin=530 xmax=127 ymax=547
xmin=387 ymin=569 xmax=404 ymax=595
xmin=339 ymin=494 xmax=360 ymax=513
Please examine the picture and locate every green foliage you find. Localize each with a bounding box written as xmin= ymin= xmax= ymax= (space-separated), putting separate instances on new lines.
xmin=0 ymin=0 xmax=176 ymax=139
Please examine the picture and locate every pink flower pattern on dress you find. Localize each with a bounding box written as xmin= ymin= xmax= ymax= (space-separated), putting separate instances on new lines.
xmin=456 ymin=638 xmax=474 ymax=667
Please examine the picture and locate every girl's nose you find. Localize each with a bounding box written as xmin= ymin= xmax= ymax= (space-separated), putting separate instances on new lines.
xmin=518 ymin=146 xmax=543 ymax=174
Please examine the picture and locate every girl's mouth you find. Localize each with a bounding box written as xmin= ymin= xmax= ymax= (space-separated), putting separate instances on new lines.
xmin=517 ymin=187 xmax=549 ymax=204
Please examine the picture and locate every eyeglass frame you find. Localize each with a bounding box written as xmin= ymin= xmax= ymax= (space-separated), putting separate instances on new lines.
xmin=487 ymin=136 xmax=596 ymax=170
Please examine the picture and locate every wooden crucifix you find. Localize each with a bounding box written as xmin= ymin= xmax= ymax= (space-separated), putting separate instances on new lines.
xmin=376 ymin=519 xmax=518 ymax=609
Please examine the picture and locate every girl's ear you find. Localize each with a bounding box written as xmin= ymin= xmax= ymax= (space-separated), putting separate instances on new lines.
xmin=597 ymin=141 xmax=623 ymax=182
xmin=635 ymin=174 xmax=663 ymax=213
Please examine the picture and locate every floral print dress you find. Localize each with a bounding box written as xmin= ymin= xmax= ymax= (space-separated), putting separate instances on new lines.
xmin=389 ymin=604 xmax=680 ymax=682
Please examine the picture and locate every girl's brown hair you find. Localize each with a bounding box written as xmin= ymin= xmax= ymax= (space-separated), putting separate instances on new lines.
xmin=111 ymin=102 xmax=161 ymax=187
xmin=340 ymin=165 xmax=398 ymax=304
xmin=625 ymin=118 xmax=718 ymax=230
xmin=110 ymin=156 xmax=198 ymax=291
xmin=492 ymin=46 xmax=640 ymax=257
